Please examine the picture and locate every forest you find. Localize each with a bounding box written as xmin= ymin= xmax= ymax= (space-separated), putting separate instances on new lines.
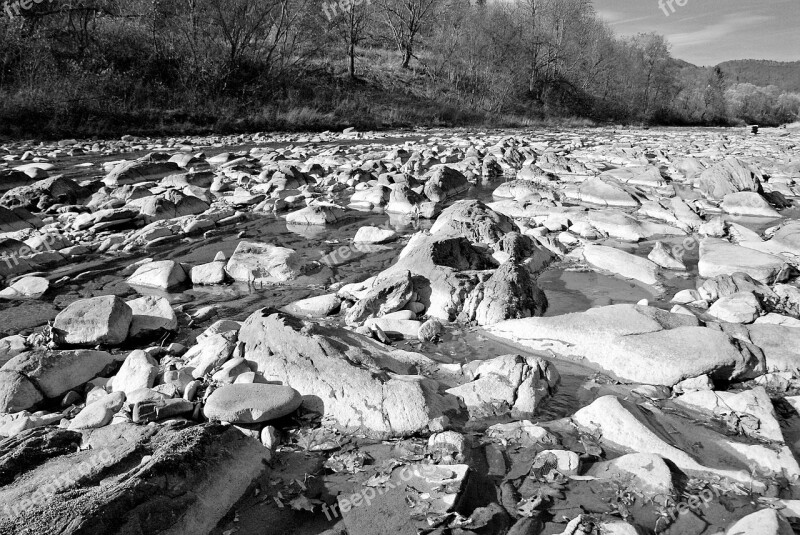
xmin=0 ymin=0 xmax=798 ymax=138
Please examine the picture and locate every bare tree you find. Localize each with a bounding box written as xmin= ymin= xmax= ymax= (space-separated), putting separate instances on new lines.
xmin=328 ymin=0 xmax=372 ymax=78
xmin=375 ymin=0 xmax=439 ymax=68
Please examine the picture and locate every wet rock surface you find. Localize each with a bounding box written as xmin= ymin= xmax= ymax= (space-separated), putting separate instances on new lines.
xmin=1 ymin=127 xmax=800 ymax=534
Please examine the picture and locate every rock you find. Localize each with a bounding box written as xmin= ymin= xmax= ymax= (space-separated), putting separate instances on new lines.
xmin=0 ymin=424 xmax=270 ymax=534
xmin=418 ymin=318 xmax=444 ymax=342
xmin=126 ymin=295 xmax=177 ymax=338
xmin=103 ymin=157 xmax=180 ymax=187
xmin=126 ymin=260 xmax=187 ymax=290
xmin=446 ymin=354 xmax=559 ymax=418
xmin=743 ymin=323 xmax=800 ymax=372
xmin=579 ymin=177 xmax=638 ymax=207
xmin=344 ymin=270 xmax=414 ymax=325
xmin=3 ymin=349 xmax=115 ymax=399
xmin=675 ymin=386 xmax=782 ymax=442
xmin=587 ymin=210 xmax=646 ymax=241
xmin=210 ymin=357 xmax=251 ymax=383
xmin=648 ymin=242 xmax=686 ymax=271
xmin=489 ymin=304 xmax=760 ymax=386
xmin=112 ymin=350 xmax=158 ymax=396
xmin=583 ymin=244 xmax=660 ymax=285
xmin=675 ymin=375 xmax=714 ymax=392
xmin=190 ymin=260 xmax=227 ymax=285
xmin=0 ymin=335 xmax=26 ymax=366
xmin=460 ymin=261 xmax=548 ymax=325
xmin=373 ymin=233 xmax=493 ymax=321
xmin=287 ymin=204 xmax=349 ymax=226
xmin=184 ymin=332 xmax=237 ymax=378
xmin=0 ymin=177 xmax=84 ymax=211
xmin=0 ymin=371 xmax=43 ymax=413
xmin=725 ymin=508 xmax=793 ymax=535
xmin=698 ymin=238 xmax=789 ymax=284
xmin=283 ymin=293 xmax=341 ymax=318
xmin=53 ymin=296 xmax=132 ymax=347
xmin=422 ymin=165 xmax=469 ymax=202
xmin=225 ymin=241 xmax=302 ymax=283
xmin=364 ymin=318 xmax=421 ymax=339
xmin=429 ymin=200 xmax=515 ymax=248
xmin=0 ymin=276 xmax=50 ymax=299
xmin=131 ymin=397 xmax=195 ymax=423
xmin=203 ymin=383 xmax=302 ymax=424
xmin=353 ymin=226 xmax=397 ymax=244
xmin=238 ymin=309 xmax=460 ymax=438
xmin=707 ymin=292 xmax=761 ymax=323
xmin=694 ymin=157 xmax=762 ymax=200
xmin=586 ymin=453 xmax=681 ymax=498
xmin=573 ymin=395 xmax=800 ymax=487
xmin=532 ymin=449 xmax=580 ymax=476
xmin=722 ymin=192 xmax=781 ymax=218
xmin=68 ymin=391 xmax=126 ymax=430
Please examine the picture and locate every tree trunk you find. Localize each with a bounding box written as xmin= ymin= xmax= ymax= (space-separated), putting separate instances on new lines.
xmin=401 ymin=47 xmax=412 ymax=69
xmin=349 ymin=42 xmax=355 ymax=78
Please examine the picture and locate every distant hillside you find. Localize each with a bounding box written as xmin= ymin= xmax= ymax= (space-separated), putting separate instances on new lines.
xmin=717 ymin=60 xmax=800 ymax=92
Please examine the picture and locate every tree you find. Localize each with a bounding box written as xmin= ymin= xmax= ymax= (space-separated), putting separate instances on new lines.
xmin=375 ymin=0 xmax=439 ymax=68
xmin=328 ymin=0 xmax=372 ymax=78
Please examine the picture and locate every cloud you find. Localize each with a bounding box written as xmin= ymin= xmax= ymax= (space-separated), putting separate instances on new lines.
xmin=668 ymin=13 xmax=772 ymax=49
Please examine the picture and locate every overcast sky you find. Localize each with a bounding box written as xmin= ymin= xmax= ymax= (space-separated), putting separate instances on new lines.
xmin=592 ymin=0 xmax=800 ymax=66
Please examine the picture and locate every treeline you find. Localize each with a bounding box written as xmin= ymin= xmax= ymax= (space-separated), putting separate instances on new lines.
xmin=0 ymin=0 xmax=797 ymax=138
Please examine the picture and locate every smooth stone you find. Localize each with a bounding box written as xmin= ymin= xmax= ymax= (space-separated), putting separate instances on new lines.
xmin=707 ymin=292 xmax=761 ymax=324
xmin=203 ymin=383 xmax=302 ymax=424
xmin=112 ymin=350 xmax=158 ymax=396
xmin=68 ymin=391 xmax=126 ymax=430
xmin=282 ymin=294 xmax=341 ymax=317
xmin=53 ymin=295 xmax=132 ymax=346
xmin=583 ymin=244 xmax=659 ymax=285
xmin=126 ymin=260 xmax=187 ymax=290
xmin=354 ymin=226 xmax=397 ymax=244
xmin=127 ymin=295 xmax=178 ymax=338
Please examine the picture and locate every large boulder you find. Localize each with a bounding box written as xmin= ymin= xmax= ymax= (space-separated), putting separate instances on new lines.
xmin=422 ymin=165 xmax=469 ymax=202
xmin=573 ymin=395 xmax=800 ymax=488
xmin=0 ymin=424 xmax=270 ymax=534
xmin=699 ymin=238 xmax=790 ymax=284
xmin=429 ymin=200 xmax=515 ymax=248
xmin=376 ymin=233 xmax=493 ymax=321
xmin=0 ymin=177 xmax=85 ymax=211
xmin=225 ymin=241 xmax=302 ymax=283
xmin=111 ymin=350 xmax=158 ymax=396
xmin=693 ymin=157 xmax=763 ymax=200
xmin=2 ymin=349 xmax=114 ymax=404
xmin=578 ymin=177 xmax=638 ymax=207
xmin=103 ymin=157 xmax=180 ymax=187
xmin=53 ymin=296 xmax=132 ymax=347
xmin=721 ymin=191 xmax=780 ymax=218
xmin=489 ymin=304 xmax=761 ymax=386
xmin=238 ymin=309 xmax=460 ymax=438
xmin=460 ymin=261 xmax=548 ymax=325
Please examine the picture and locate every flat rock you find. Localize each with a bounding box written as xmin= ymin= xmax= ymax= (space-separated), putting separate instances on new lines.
xmin=126 ymin=260 xmax=187 ymax=290
xmin=707 ymin=291 xmax=761 ymax=323
xmin=238 ymin=309 xmax=460 ymax=438
xmin=126 ymin=295 xmax=177 ymax=338
xmin=698 ymin=238 xmax=789 ymax=284
xmin=489 ymin=304 xmax=760 ymax=386
xmin=583 ymin=244 xmax=660 ymax=285
xmin=203 ymin=383 xmax=302 ymax=424
xmin=225 ymin=241 xmax=302 ymax=283
xmin=53 ymin=296 xmax=132 ymax=346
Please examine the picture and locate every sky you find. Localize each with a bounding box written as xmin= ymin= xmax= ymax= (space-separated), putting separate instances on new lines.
xmin=592 ymin=0 xmax=800 ymax=66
